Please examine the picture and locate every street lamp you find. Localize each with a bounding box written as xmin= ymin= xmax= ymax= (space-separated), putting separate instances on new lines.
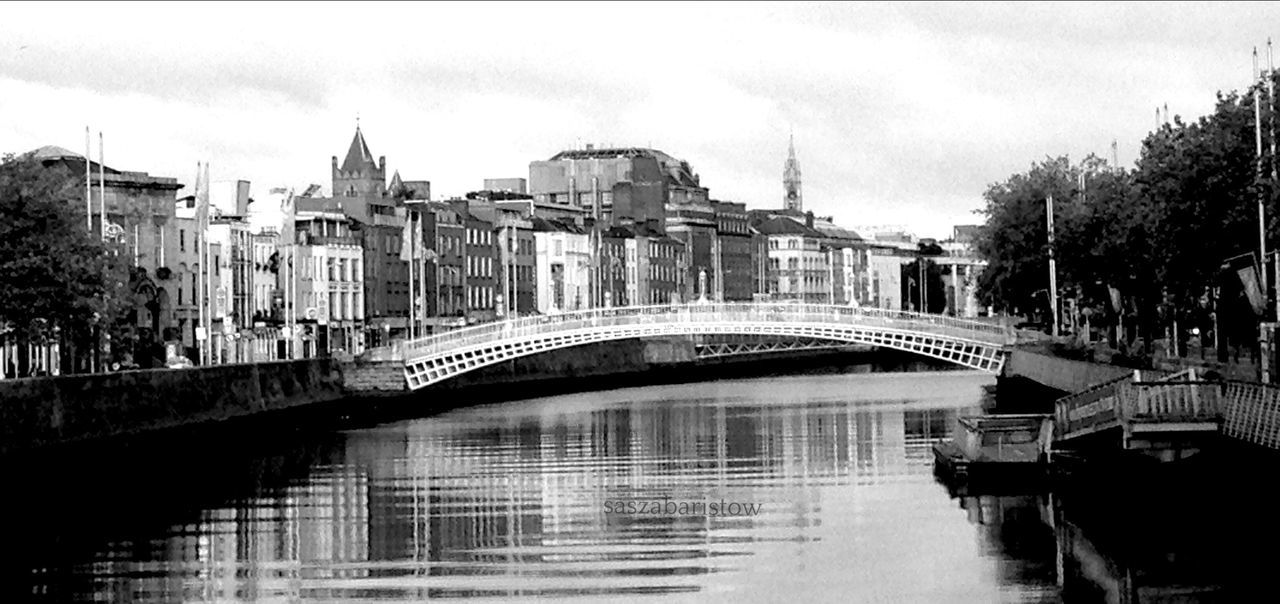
xmin=1046 ymin=195 xmax=1060 ymax=338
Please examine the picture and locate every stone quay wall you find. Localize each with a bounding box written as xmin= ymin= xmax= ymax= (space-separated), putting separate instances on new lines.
xmin=0 ymin=359 xmax=345 ymax=455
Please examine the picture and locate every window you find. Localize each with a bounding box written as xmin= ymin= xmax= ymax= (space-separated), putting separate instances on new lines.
xmin=215 ymin=255 xmax=220 ymax=276
xmin=179 ymin=229 xmax=186 ymax=252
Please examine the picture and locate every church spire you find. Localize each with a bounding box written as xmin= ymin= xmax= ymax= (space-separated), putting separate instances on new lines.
xmin=783 ymin=135 xmax=802 ymax=212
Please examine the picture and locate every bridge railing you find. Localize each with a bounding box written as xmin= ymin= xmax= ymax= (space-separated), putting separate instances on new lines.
xmin=400 ymin=303 xmax=1011 ymax=358
xmin=1056 ymin=369 xmax=1225 ymax=440
xmin=1054 ymin=373 xmax=1131 ymax=438
xmin=1126 ymin=369 xmax=1223 ymax=422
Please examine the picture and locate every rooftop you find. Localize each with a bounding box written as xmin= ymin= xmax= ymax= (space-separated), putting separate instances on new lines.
xmin=339 ymin=126 xmax=377 ymax=173
xmin=752 ymin=216 xmax=826 ymax=238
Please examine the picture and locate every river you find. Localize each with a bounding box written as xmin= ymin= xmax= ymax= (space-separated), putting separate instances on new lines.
xmin=14 ymin=369 xmax=1267 ymax=602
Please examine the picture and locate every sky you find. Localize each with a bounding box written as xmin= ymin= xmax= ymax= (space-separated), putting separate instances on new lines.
xmin=3 ymin=1 xmax=1280 ymax=239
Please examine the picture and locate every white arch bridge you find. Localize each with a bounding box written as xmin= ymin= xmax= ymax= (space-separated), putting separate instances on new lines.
xmin=398 ymin=303 xmax=1014 ymax=390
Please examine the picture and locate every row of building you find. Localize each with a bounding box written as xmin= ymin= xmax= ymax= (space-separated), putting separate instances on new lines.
xmin=11 ymin=128 xmax=985 ymax=370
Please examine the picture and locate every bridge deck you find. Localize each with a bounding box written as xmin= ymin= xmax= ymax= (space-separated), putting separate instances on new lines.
xmin=394 ymin=303 xmax=1013 ymax=390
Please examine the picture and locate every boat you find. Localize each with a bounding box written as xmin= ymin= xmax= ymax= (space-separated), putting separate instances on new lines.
xmin=933 ymin=413 xmax=1053 ymax=493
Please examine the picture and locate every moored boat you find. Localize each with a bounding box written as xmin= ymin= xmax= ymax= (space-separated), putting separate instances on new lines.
xmin=933 ymin=414 xmax=1053 ymax=493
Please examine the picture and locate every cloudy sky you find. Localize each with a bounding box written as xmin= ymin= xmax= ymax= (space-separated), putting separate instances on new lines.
xmin=3 ymin=1 xmax=1279 ymax=238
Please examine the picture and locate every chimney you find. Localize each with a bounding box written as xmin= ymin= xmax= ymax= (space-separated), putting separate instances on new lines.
xmin=586 ymin=143 xmax=595 ymax=151
xmin=806 ymin=211 xmax=814 ymax=228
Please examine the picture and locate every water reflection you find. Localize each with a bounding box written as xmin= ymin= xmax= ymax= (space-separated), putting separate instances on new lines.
xmin=14 ymin=371 xmax=1077 ymax=602
xmin=1050 ymin=480 xmax=1280 ymax=604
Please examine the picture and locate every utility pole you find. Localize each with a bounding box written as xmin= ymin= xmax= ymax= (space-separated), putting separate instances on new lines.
xmin=1047 ymin=195 xmax=1059 ymax=338
xmin=407 ymin=208 xmax=416 ymax=341
xmin=919 ymin=259 xmax=926 ymax=312
xmin=84 ymin=127 xmax=91 ymax=233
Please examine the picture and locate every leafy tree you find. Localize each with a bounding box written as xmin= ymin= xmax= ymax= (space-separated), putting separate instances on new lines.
xmin=975 ymin=74 xmax=1280 ymax=356
xmin=0 ymin=153 xmax=132 ymax=375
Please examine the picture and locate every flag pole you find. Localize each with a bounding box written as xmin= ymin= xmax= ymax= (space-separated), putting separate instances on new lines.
xmin=409 ymin=208 xmax=416 ymax=341
xmin=1256 ymin=48 xmax=1269 ymax=314
xmin=98 ymin=132 xmax=105 ymax=240
xmin=85 ymin=127 xmax=91 ymax=233
xmin=195 ymin=162 xmax=204 ymax=365
xmin=1047 ymin=194 xmax=1059 ymax=338
xmin=1270 ymin=38 xmax=1277 ymax=322
xmin=285 ymin=190 xmax=292 ymax=360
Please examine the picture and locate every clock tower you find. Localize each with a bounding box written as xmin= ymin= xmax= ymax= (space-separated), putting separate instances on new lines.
xmin=783 ymin=135 xmax=802 ymax=211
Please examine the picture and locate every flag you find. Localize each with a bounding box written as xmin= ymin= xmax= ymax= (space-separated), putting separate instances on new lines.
xmin=1107 ymin=286 xmax=1122 ymax=314
xmin=399 ymin=209 xmax=414 ymax=262
xmin=1225 ymin=253 xmax=1266 ymax=316
xmin=193 ymin=161 xmax=209 ymax=231
xmin=280 ymin=188 xmax=296 ymax=243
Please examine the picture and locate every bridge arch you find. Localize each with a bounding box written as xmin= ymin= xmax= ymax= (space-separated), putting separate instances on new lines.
xmin=399 ymin=303 xmax=1011 ymax=390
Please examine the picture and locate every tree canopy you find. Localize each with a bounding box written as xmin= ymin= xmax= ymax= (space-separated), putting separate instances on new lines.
xmin=0 ymin=153 xmax=132 ymax=371
xmin=975 ymin=77 xmax=1280 ymax=350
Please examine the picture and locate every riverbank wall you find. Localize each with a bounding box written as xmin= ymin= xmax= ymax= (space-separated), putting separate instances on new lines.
xmin=1 ymin=338 xmax=941 ymax=457
xmin=0 ymin=359 xmax=345 ymax=457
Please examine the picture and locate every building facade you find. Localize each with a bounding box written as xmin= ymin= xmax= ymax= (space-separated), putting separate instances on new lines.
xmin=427 ymin=201 xmax=466 ymax=328
xmin=711 ymin=200 xmax=754 ymax=301
xmin=461 ymin=205 xmax=497 ymax=324
xmin=528 ymin=147 xmax=671 ymax=227
xmin=292 ymin=210 xmax=365 ymax=356
xmin=494 ymin=211 xmax=536 ymax=316
xmin=867 ymin=248 xmax=907 ymax=311
xmin=532 ymin=218 xmax=591 ymax=314
xmin=755 ymin=216 xmax=829 ymax=302
xmin=300 ymin=125 xmax=427 ymax=341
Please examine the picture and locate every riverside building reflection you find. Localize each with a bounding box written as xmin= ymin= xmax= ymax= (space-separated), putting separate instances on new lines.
xmin=19 ymin=371 xmax=1079 ymax=602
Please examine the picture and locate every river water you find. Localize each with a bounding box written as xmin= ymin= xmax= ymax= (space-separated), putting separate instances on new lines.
xmin=16 ymin=369 xmax=1269 ymax=602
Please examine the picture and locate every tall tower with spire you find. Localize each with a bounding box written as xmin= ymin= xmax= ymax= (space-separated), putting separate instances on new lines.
xmin=783 ymin=135 xmax=802 ymax=212
xmin=331 ymin=121 xmax=387 ymax=198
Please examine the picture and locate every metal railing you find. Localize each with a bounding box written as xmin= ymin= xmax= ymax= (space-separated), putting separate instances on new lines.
xmin=1055 ymin=368 xmax=1224 ymax=440
xmin=398 ymin=302 xmax=1011 ymax=359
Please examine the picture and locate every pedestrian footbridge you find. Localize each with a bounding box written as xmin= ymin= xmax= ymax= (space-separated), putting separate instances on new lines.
xmin=399 ymin=303 xmax=1013 ymax=391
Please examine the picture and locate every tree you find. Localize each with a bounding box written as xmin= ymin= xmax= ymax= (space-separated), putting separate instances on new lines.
xmin=0 ymin=153 xmax=132 ymax=375
xmin=975 ymin=74 xmax=1280 ymax=356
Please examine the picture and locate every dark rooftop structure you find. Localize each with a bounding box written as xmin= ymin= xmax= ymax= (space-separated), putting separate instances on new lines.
xmin=752 ymin=216 xmax=827 ymax=238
